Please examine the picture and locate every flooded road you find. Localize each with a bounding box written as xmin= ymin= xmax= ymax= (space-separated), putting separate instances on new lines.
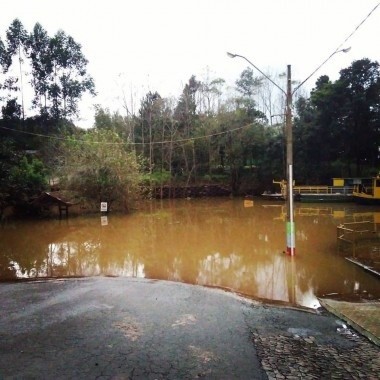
xmin=1 ymin=198 xmax=379 ymax=308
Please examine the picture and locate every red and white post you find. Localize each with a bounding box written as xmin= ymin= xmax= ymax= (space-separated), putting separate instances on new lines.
xmin=286 ymin=164 xmax=295 ymax=256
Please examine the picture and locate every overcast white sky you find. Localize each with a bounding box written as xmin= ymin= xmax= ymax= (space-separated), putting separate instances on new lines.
xmin=1 ymin=0 xmax=379 ymax=127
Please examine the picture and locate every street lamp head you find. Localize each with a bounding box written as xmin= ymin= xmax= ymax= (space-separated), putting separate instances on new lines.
xmin=293 ymin=46 xmax=353 ymax=94
xmin=226 ymin=51 xmax=287 ymax=95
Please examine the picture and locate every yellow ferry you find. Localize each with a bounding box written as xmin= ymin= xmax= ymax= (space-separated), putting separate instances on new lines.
xmin=353 ymin=175 xmax=380 ymax=204
xmin=269 ymin=178 xmax=357 ymax=203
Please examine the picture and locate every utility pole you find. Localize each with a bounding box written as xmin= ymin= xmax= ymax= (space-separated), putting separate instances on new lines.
xmin=285 ymin=65 xmax=295 ymax=256
xmin=227 ymin=49 xmax=350 ymax=256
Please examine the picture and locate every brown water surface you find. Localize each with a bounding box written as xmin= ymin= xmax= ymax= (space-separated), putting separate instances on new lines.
xmin=1 ymin=198 xmax=379 ymax=308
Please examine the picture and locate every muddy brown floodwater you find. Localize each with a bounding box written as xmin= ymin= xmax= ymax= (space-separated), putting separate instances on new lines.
xmin=1 ymin=197 xmax=379 ymax=308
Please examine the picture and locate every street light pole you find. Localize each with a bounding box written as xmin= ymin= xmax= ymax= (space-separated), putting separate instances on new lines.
xmin=227 ymin=52 xmax=296 ymax=255
xmin=227 ymin=48 xmax=350 ymax=257
xmin=285 ymin=65 xmax=295 ymax=256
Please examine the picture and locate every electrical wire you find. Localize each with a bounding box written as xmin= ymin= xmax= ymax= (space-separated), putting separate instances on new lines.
xmin=335 ymin=2 xmax=380 ymax=53
xmin=0 ymin=122 xmax=254 ymax=146
xmin=294 ymin=2 xmax=380 ymax=93
xmin=0 ymin=125 xmax=71 ymax=141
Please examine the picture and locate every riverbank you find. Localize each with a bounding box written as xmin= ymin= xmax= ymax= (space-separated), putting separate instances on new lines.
xmin=0 ymin=277 xmax=378 ymax=379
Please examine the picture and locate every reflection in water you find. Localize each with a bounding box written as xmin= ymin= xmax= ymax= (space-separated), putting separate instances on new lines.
xmin=1 ymin=198 xmax=379 ymax=308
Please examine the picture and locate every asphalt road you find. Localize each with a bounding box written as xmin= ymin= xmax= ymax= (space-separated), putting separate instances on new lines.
xmin=0 ymin=277 xmax=379 ymax=379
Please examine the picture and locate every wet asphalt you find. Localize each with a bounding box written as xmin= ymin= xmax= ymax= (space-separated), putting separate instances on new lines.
xmin=0 ymin=277 xmax=379 ymax=379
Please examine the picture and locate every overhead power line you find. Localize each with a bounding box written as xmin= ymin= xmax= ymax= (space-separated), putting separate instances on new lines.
xmin=0 ymin=123 xmax=254 ymax=146
xmin=335 ymin=2 xmax=380 ymax=52
xmin=294 ymin=2 xmax=380 ymax=93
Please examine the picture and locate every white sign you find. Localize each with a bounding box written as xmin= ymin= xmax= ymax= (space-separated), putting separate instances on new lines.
xmin=100 ymin=202 xmax=108 ymax=212
xmin=101 ymin=216 xmax=108 ymax=226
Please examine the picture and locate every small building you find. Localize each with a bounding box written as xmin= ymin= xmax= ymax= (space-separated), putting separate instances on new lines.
xmin=32 ymin=192 xmax=75 ymax=218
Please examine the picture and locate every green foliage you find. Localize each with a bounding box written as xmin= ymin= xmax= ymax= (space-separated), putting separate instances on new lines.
xmin=235 ymin=67 xmax=262 ymax=98
xmin=338 ymin=59 xmax=380 ymax=176
xmin=141 ymin=170 xmax=172 ymax=185
xmin=93 ymin=106 xmax=131 ymax=140
xmin=6 ymin=19 xmax=28 ymax=56
xmin=174 ymin=75 xmax=201 ymax=127
xmin=47 ymin=30 xmax=96 ymax=119
xmin=9 ymin=156 xmax=48 ymax=198
xmin=0 ymin=139 xmax=16 ymax=213
xmin=94 ymin=106 xmax=114 ymax=130
xmin=1 ymin=98 xmax=21 ymax=119
xmin=294 ymin=58 xmax=380 ymax=181
xmin=0 ymin=19 xmax=95 ymax=121
xmin=59 ymin=129 xmax=141 ymax=211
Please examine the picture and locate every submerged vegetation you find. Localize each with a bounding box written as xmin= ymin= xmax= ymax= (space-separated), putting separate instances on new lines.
xmin=1 ymin=19 xmax=380 ymax=217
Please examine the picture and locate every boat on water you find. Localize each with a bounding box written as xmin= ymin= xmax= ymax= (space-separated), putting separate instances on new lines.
xmin=261 ymin=190 xmax=284 ymax=200
xmin=353 ymin=175 xmax=380 ymax=204
xmin=298 ymin=192 xmax=353 ymax=203
xmin=267 ymin=178 xmax=362 ymax=203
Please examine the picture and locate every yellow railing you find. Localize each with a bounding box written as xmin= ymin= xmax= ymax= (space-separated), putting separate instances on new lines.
xmin=273 ymin=180 xmax=355 ymax=196
xmin=294 ymin=186 xmax=354 ymax=194
xmin=293 ymin=186 xmax=328 ymax=194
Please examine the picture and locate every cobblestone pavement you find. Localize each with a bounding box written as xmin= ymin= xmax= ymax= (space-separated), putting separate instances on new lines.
xmin=252 ymin=330 xmax=380 ymax=379
xmin=244 ymin=304 xmax=380 ymax=380
xmin=0 ymin=277 xmax=379 ymax=379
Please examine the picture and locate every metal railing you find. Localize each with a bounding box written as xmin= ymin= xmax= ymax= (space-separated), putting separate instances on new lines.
xmin=337 ymin=221 xmax=376 ymax=244
xmin=294 ymin=186 xmax=354 ymax=195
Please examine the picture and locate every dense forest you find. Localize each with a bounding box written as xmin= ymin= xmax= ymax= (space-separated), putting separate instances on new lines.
xmin=1 ymin=19 xmax=379 ymax=216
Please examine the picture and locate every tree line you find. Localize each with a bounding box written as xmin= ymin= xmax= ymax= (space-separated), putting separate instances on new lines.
xmin=1 ymin=19 xmax=379 ymax=216
xmin=0 ymin=19 xmax=95 ymax=120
